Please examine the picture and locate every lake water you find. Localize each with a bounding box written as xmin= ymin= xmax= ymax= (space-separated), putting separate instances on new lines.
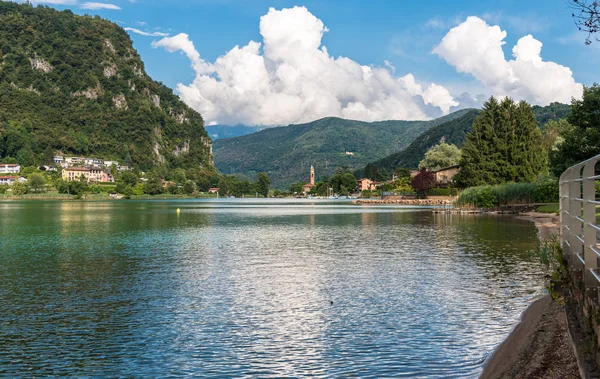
xmin=0 ymin=199 xmax=545 ymax=378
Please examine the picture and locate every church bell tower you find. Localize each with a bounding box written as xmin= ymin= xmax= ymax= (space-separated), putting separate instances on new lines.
xmin=310 ymin=165 xmax=315 ymax=186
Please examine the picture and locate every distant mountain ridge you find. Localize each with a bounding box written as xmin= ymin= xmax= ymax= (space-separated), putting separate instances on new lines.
xmin=213 ymin=109 xmax=475 ymax=188
xmin=205 ymin=125 xmax=264 ymax=140
xmin=0 ymin=2 xmax=212 ymax=170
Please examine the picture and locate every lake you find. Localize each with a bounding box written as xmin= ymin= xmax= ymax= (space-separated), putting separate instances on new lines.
xmin=0 ymin=199 xmax=545 ymax=378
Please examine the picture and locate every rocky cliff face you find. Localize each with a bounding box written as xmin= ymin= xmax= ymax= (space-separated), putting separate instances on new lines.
xmin=0 ymin=2 xmax=212 ymax=170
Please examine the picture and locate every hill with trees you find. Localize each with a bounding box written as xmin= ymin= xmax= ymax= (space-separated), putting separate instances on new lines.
xmin=357 ymin=103 xmax=571 ymax=179
xmin=212 ymin=109 xmax=474 ymax=188
xmin=0 ymin=2 xmax=212 ymax=171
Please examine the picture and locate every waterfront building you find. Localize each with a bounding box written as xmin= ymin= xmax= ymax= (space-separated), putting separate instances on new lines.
xmin=358 ymin=178 xmax=382 ymax=191
xmin=0 ymin=176 xmax=26 ymax=185
xmin=0 ymin=164 xmax=21 ymax=174
xmin=208 ymin=187 xmax=220 ymax=193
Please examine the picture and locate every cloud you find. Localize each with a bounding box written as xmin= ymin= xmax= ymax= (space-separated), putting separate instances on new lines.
xmin=433 ymin=16 xmax=583 ymax=105
xmin=80 ymin=2 xmax=120 ymax=9
xmin=124 ymin=27 xmax=169 ymax=37
xmin=153 ymin=6 xmax=457 ymax=126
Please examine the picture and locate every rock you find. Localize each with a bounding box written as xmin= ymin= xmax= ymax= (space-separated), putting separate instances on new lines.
xmin=112 ymin=94 xmax=128 ymax=110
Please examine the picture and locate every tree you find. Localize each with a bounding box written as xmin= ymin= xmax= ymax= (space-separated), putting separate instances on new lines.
xmin=418 ymin=142 xmax=461 ymax=171
xmin=551 ymin=84 xmax=600 ymax=176
xmin=456 ymin=97 xmax=546 ymax=187
xmin=569 ymin=0 xmax=600 ymax=44
xmin=183 ymin=180 xmax=196 ymax=195
xmin=256 ymin=172 xmax=270 ymax=197
xmin=11 ymin=181 xmax=29 ymax=195
xmin=411 ymin=169 xmax=436 ymax=197
xmin=28 ymin=173 xmax=46 ymax=193
xmin=394 ymin=167 xmax=412 ymax=179
xmin=120 ymin=171 xmax=139 ymax=187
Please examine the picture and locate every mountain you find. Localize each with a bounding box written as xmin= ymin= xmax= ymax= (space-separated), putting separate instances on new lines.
xmin=0 ymin=2 xmax=212 ymax=171
xmin=212 ymin=109 xmax=475 ymax=188
xmin=356 ymin=110 xmax=479 ymax=175
xmin=359 ymin=103 xmax=572 ymax=176
xmin=205 ymin=125 xmax=264 ymax=140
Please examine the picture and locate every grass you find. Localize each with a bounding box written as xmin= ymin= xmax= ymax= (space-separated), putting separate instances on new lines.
xmin=536 ymin=203 xmax=560 ymax=214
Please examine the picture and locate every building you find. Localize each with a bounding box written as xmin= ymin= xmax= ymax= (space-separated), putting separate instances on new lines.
xmin=358 ymin=178 xmax=382 ymax=191
xmin=0 ymin=176 xmax=26 ymax=186
xmin=53 ymin=156 xmax=64 ymax=167
xmin=65 ymin=157 xmax=84 ymax=167
xmin=62 ymin=167 xmax=90 ymax=182
xmin=62 ymin=167 xmax=114 ymax=183
xmin=302 ymin=165 xmax=316 ymax=193
xmin=0 ymin=164 xmax=20 ymax=174
xmin=208 ymin=187 xmax=219 ymax=194
xmin=432 ymin=165 xmax=460 ymax=186
xmin=104 ymin=160 xmax=119 ymax=168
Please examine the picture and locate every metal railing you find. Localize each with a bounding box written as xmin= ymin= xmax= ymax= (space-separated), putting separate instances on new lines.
xmin=560 ymin=154 xmax=600 ymax=297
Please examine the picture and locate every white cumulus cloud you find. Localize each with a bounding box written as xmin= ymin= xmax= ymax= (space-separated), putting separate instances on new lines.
xmin=153 ymin=6 xmax=457 ymax=126
xmin=124 ymin=27 xmax=168 ymax=37
xmin=433 ymin=16 xmax=583 ymax=105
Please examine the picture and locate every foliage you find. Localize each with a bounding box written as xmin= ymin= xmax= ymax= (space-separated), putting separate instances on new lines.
xmin=256 ymin=172 xmax=271 ymax=197
xmin=0 ymin=184 xmax=7 ymax=194
xmin=10 ymin=181 xmax=29 ymax=195
xmin=456 ymin=179 xmax=559 ymax=208
xmin=529 ymin=234 xmax=568 ymax=300
xmin=532 ymin=177 xmax=560 ymax=203
xmin=214 ymin=109 xmax=475 ymax=188
xmin=411 ymin=169 xmax=436 ymax=197
xmin=418 ymin=142 xmax=461 ymax=171
xmin=28 ymin=173 xmax=46 ymax=192
xmin=455 ymin=97 xmax=547 ymax=187
xmin=532 ymin=102 xmax=571 ymax=126
xmin=183 ymin=180 xmax=196 ymax=195
xmin=551 ymin=84 xmax=600 ymax=176
xmin=569 ymin=0 xmax=600 ymax=44
xmin=394 ymin=176 xmax=416 ymax=195
xmin=56 ymin=179 xmax=85 ymax=196
xmin=455 ymin=186 xmax=498 ymax=208
xmin=0 ymin=2 xmax=211 ymax=171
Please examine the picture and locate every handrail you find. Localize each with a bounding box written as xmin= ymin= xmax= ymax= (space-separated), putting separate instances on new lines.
xmin=560 ymin=153 xmax=600 ymax=293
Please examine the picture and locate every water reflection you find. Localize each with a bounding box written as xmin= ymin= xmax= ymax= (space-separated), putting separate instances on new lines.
xmin=0 ymin=200 xmax=544 ymax=377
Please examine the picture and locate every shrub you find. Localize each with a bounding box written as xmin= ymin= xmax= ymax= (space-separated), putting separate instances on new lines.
xmin=0 ymin=185 xmax=8 ymax=194
xmin=492 ymin=182 xmax=535 ymax=205
xmin=533 ymin=178 xmax=559 ymax=203
xmin=11 ymin=181 xmax=30 ymax=195
xmin=455 ymin=186 xmax=498 ymax=208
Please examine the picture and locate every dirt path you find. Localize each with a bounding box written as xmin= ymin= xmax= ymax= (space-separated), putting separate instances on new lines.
xmin=481 ymin=212 xmax=581 ymax=378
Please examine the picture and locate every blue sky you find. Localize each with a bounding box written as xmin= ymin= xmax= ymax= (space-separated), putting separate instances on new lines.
xmin=18 ymin=0 xmax=600 ymax=125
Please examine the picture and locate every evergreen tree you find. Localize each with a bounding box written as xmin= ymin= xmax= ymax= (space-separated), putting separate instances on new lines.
xmin=456 ymin=97 xmax=546 ymax=187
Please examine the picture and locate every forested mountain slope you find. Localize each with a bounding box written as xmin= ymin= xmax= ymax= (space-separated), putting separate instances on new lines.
xmin=359 ymin=103 xmax=572 ymax=176
xmin=0 ymin=2 xmax=212 ymax=170
xmin=213 ymin=109 xmax=475 ymax=188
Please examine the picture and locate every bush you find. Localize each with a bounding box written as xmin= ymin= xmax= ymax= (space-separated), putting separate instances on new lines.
xmin=11 ymin=181 xmax=30 ymax=195
xmin=0 ymin=185 xmax=8 ymax=194
xmin=455 ymin=186 xmax=497 ymax=208
xmin=533 ymin=178 xmax=559 ymax=203
xmin=492 ymin=182 xmax=535 ymax=205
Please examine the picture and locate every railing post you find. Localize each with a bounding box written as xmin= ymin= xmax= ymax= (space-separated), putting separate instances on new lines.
xmin=583 ymin=161 xmax=598 ymax=288
xmin=569 ymin=165 xmax=584 ymax=270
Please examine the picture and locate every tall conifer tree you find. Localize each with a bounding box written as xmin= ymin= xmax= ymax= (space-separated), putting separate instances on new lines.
xmin=456 ymin=97 xmax=546 ymax=187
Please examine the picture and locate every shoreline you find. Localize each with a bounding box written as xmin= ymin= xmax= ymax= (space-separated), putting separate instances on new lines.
xmin=481 ymin=212 xmax=580 ymax=378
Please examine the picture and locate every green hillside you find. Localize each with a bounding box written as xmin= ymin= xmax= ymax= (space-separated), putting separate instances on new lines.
xmin=213 ymin=109 xmax=475 ymax=188
xmin=359 ymin=103 xmax=572 ymax=176
xmin=0 ymin=2 xmax=212 ymax=170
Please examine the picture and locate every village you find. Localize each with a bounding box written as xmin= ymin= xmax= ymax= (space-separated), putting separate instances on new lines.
xmin=0 ymin=156 xmax=133 ymax=187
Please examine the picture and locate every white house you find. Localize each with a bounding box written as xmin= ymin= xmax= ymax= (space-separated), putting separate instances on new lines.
xmin=0 ymin=176 xmax=26 ymax=186
xmin=0 ymin=164 xmax=21 ymax=174
xmin=104 ymin=160 xmax=119 ymax=168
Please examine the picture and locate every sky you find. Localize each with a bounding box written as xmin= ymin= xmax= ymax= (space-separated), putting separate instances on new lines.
xmin=11 ymin=0 xmax=600 ymax=126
